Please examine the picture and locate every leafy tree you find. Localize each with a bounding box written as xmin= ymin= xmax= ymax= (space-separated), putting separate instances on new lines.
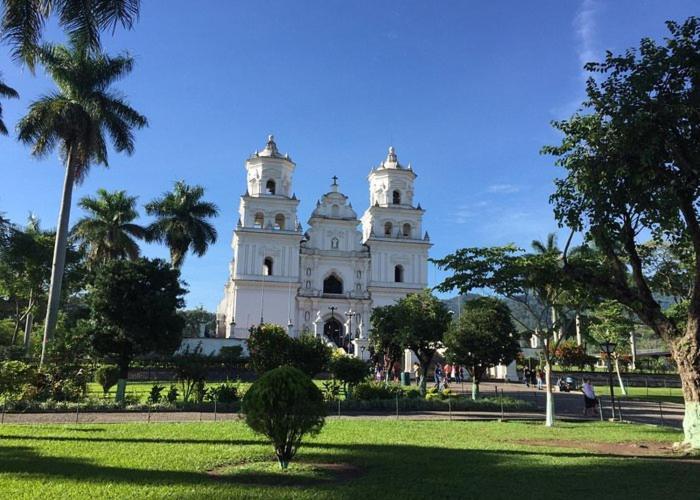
xmin=242 ymin=366 xmax=326 ymax=469
xmin=72 ymin=189 xmax=146 ymax=264
xmin=444 ymin=297 xmax=520 ymax=400
xmin=1 ymin=0 xmax=140 ymax=68
xmin=172 ymin=345 xmax=209 ymax=403
xmin=554 ymin=340 xmax=594 ymax=371
xmin=88 ymin=258 xmax=185 ymax=383
xmin=434 ymin=246 xmax=585 ymax=426
xmin=542 ymin=17 xmax=700 ymax=446
xmin=246 ymin=323 xmax=292 ymax=375
xmin=391 ymin=289 xmax=452 ymax=396
xmin=94 ymin=364 xmax=120 ymax=397
xmin=145 ymin=181 xmax=219 ymax=269
xmin=287 ymin=333 xmax=332 ymax=378
xmin=178 ymin=307 xmax=217 ymax=338
xmin=0 ymin=72 xmax=18 ymax=134
xmin=0 ymin=359 xmax=33 ymax=404
xmin=328 ymin=354 xmax=368 ymax=394
xmin=589 ymin=300 xmax=636 ymax=395
xmin=17 ymin=42 xmax=147 ymax=368
xmin=369 ymin=304 xmax=404 ymax=381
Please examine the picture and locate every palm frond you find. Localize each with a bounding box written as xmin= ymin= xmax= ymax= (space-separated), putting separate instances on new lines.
xmin=0 ymin=0 xmax=48 ymax=68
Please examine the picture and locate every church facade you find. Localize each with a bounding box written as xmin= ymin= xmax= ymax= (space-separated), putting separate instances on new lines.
xmin=216 ymin=136 xmax=431 ymax=356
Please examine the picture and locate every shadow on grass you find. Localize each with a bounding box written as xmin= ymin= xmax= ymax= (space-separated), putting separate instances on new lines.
xmin=2 ymin=438 xmax=700 ymax=496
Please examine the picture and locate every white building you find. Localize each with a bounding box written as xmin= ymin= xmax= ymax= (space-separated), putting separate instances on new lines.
xmin=216 ymin=136 xmax=431 ymax=357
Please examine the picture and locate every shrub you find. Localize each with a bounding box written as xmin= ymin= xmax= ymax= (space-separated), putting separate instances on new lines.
xmin=242 ymin=366 xmax=326 ymax=469
xmin=404 ymin=388 xmax=421 ymax=399
xmin=206 ymin=382 xmax=239 ymax=404
xmin=247 ymin=323 xmax=292 ymax=374
xmin=321 ymin=379 xmax=342 ymax=402
xmin=287 ymin=334 xmax=332 ymax=377
xmin=166 ymin=384 xmax=179 ymax=403
xmin=218 ymin=345 xmax=244 ymax=365
xmin=148 ymin=384 xmax=165 ymax=404
xmin=329 ymin=355 xmax=369 ymax=391
xmin=173 ymin=345 xmax=209 ymax=402
xmin=352 ymin=381 xmax=402 ymax=401
xmin=0 ymin=360 xmax=34 ymax=404
xmin=94 ymin=365 xmax=120 ymax=396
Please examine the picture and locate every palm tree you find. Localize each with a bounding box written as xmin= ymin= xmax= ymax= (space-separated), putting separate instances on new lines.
xmin=531 ymin=233 xmax=560 ymax=256
xmin=1 ymin=0 xmax=140 ymax=68
xmin=145 ymin=181 xmax=219 ymax=269
xmin=17 ymin=42 xmax=147 ymax=368
xmin=0 ymin=72 xmax=19 ymax=134
xmin=72 ymin=188 xmax=146 ymax=264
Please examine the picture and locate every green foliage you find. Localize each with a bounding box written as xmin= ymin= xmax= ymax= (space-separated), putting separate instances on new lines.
xmin=369 ymin=304 xmax=404 ymax=369
xmin=147 ymin=384 xmax=165 ymax=404
xmin=179 ymin=307 xmax=217 ymax=338
xmin=321 ymin=379 xmax=342 ymax=402
xmin=206 ymin=382 xmax=239 ymax=404
xmin=172 ymin=345 xmax=209 ymax=403
xmin=589 ymin=300 xmax=635 ymax=353
xmin=88 ymin=258 xmax=185 ymax=378
xmin=247 ymin=323 xmax=291 ymax=375
xmin=94 ymin=365 xmax=120 ymax=396
xmin=145 ymin=181 xmax=219 ymax=269
xmin=166 ymin=385 xmax=179 ymax=403
xmin=72 ymin=189 xmax=146 ymax=264
xmin=554 ymin=341 xmax=595 ymax=371
xmin=218 ymin=346 xmax=244 ymax=365
xmin=287 ymin=333 xmax=332 ymax=377
xmin=242 ymin=366 xmax=326 ymax=469
xmin=444 ymin=297 xmax=520 ymax=385
xmin=352 ymin=381 xmax=402 ymax=401
xmin=0 ymin=360 xmax=34 ymax=403
xmin=328 ymin=355 xmax=369 ymax=389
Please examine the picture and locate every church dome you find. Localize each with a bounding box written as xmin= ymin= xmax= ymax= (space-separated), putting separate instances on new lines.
xmin=251 ymin=135 xmax=292 ymax=161
xmin=310 ymin=177 xmax=357 ymax=220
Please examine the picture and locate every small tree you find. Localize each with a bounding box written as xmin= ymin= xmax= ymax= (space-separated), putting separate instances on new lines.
xmin=288 ymin=333 xmax=332 ymax=377
xmin=589 ymin=300 xmax=635 ymax=395
xmin=369 ymin=305 xmax=404 ymax=381
xmin=555 ymin=340 xmax=594 ymax=372
xmin=328 ymin=354 xmax=369 ymax=395
xmin=444 ymin=297 xmax=520 ymax=400
xmin=172 ymin=345 xmax=210 ymax=403
xmin=0 ymin=360 xmax=34 ymax=405
xmin=392 ymin=290 xmax=452 ymax=396
xmin=242 ymin=366 xmax=326 ymax=469
xmin=88 ymin=258 xmax=185 ymax=395
xmin=247 ymin=323 xmax=292 ymax=375
xmin=94 ymin=364 xmax=120 ymax=397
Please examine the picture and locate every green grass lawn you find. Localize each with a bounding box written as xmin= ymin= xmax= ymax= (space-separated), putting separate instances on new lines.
xmin=593 ymin=385 xmax=684 ymax=404
xmin=0 ymin=420 xmax=696 ymax=499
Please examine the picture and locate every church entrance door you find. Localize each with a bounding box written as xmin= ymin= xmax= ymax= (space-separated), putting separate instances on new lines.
xmin=323 ymin=317 xmax=344 ymax=348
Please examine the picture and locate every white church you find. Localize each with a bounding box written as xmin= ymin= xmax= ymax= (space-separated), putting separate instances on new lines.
xmin=215 ymin=135 xmax=431 ymax=357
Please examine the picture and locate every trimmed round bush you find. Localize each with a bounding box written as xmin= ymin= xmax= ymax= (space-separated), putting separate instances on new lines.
xmin=94 ymin=364 xmax=120 ymax=396
xmin=242 ymin=366 xmax=326 ymax=469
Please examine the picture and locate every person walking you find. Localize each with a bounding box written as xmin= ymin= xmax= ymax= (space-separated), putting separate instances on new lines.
xmin=536 ymin=369 xmax=544 ymax=390
xmin=581 ymin=378 xmax=598 ymax=417
xmin=434 ymin=364 xmax=443 ymax=389
xmin=523 ymin=367 xmax=531 ymax=387
xmin=413 ymin=362 xmax=422 ymax=388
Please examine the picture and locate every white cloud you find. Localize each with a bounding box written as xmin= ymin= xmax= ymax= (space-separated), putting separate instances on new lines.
xmin=487 ymin=184 xmax=520 ymax=194
xmin=574 ymin=0 xmax=599 ymax=78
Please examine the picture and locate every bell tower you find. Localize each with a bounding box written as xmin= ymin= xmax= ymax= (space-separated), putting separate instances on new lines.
xmin=361 ymin=147 xmax=430 ymax=307
xmin=218 ymin=135 xmax=302 ymax=338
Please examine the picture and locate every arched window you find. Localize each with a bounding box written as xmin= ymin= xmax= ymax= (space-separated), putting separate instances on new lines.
xmin=392 ymin=190 xmax=401 ymax=204
xmin=254 ymin=212 xmax=264 ymax=228
xmin=384 ymin=221 xmax=393 ymax=236
xmin=266 ymin=179 xmax=276 ymax=195
xmin=402 ymin=223 xmax=411 ymax=238
xmin=274 ymin=213 xmax=285 ymax=230
xmin=263 ymin=257 xmax=273 ymax=276
xmin=394 ymin=265 xmax=404 ymax=283
xmin=331 ymin=204 xmax=340 ymax=217
xmin=323 ymin=274 xmax=343 ymax=294
xmin=305 ymin=280 xmax=311 ymax=289
xmin=331 ymin=237 xmax=339 ymax=249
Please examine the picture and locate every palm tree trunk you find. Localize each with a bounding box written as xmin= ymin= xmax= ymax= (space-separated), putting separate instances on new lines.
xmin=544 ymin=357 xmax=555 ymax=427
xmin=40 ymin=152 xmax=76 ymax=370
xmin=614 ymin=356 xmax=628 ymax=396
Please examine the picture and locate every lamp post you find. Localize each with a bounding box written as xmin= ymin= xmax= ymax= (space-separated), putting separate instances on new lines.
xmin=601 ymin=340 xmax=617 ymax=420
xmin=360 ymin=345 xmax=366 ymax=360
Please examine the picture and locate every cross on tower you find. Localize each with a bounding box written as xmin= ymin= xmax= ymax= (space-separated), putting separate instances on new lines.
xmin=332 ymin=175 xmax=338 ymax=186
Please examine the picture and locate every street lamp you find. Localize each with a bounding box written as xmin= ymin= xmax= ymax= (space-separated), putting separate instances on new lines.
xmin=360 ymin=345 xmax=366 ymax=360
xmin=600 ymin=340 xmax=617 ymax=420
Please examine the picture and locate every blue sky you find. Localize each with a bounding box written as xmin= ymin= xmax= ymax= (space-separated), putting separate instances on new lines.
xmin=0 ymin=1 xmax=697 ymax=309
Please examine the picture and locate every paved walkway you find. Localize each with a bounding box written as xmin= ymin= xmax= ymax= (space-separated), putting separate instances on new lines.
xmin=0 ymin=382 xmax=684 ymax=428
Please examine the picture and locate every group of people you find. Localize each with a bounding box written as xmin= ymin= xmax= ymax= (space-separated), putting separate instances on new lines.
xmin=431 ymin=363 xmax=465 ymax=390
xmin=374 ymin=361 xmax=403 ymax=382
xmin=522 ymin=367 xmax=545 ymax=390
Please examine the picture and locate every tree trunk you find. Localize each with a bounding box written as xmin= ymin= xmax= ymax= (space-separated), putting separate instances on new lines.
xmin=471 ymin=380 xmax=479 ymax=400
xmin=614 ymin=357 xmax=628 ymax=396
xmin=40 ymin=153 xmax=76 ymax=370
xmin=11 ymin=300 xmax=21 ymax=345
xmin=419 ymin=360 xmax=430 ymax=396
xmin=669 ymin=326 xmax=700 ymax=449
xmin=23 ymin=312 xmax=33 ymax=354
xmin=544 ymin=359 xmax=555 ymax=427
